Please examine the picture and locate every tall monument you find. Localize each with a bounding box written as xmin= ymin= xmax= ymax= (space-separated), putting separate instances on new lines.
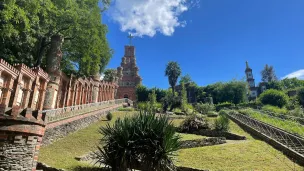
xmin=116 ymin=35 xmax=142 ymax=101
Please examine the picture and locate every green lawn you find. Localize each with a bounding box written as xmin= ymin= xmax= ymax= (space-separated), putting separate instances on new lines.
xmin=175 ymin=121 xmax=304 ymax=171
xmin=39 ymin=111 xmax=304 ymax=171
xmin=39 ymin=111 xmax=134 ymax=170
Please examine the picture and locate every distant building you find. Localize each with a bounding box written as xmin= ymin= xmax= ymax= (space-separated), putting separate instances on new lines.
xmin=245 ymin=61 xmax=267 ymax=100
xmin=116 ymin=45 xmax=142 ymax=101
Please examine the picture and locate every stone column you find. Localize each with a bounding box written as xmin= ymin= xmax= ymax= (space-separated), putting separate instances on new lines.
xmin=21 ymin=80 xmax=33 ymax=109
xmin=29 ymin=77 xmax=40 ymax=110
xmin=0 ymin=108 xmax=46 ymax=171
xmin=2 ymin=77 xmax=15 ymax=107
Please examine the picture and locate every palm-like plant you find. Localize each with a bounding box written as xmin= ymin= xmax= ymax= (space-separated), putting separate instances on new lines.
xmin=165 ymin=61 xmax=181 ymax=94
xmin=95 ymin=110 xmax=181 ymax=171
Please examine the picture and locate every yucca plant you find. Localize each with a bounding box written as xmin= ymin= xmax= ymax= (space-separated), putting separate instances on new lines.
xmin=95 ymin=110 xmax=181 ymax=171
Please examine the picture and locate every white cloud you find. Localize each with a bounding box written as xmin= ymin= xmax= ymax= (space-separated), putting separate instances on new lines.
xmin=282 ymin=69 xmax=304 ymax=80
xmin=107 ymin=0 xmax=197 ymax=37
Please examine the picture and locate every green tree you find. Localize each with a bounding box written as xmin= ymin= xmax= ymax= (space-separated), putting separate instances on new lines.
xmin=265 ymin=81 xmax=283 ymax=91
xmin=179 ymin=74 xmax=192 ymax=85
xmin=165 ymin=61 xmax=181 ymax=94
xmin=0 ymin=0 xmax=112 ymax=76
xmin=261 ymin=64 xmax=277 ymax=82
xmin=136 ymin=85 xmax=149 ymax=102
xmin=103 ymin=69 xmax=117 ymax=82
xmin=148 ymin=89 xmax=157 ymax=111
xmin=180 ymin=83 xmax=188 ymax=111
xmin=258 ymin=89 xmax=289 ymax=108
xmin=281 ymin=78 xmax=304 ymax=90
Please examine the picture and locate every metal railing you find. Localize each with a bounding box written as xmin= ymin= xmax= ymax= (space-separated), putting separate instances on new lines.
xmin=42 ymin=98 xmax=129 ymax=123
xmin=228 ymin=111 xmax=304 ymax=156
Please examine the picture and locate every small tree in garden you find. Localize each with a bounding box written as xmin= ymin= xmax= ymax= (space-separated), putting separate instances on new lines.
xmin=95 ymin=110 xmax=181 ymax=171
xmin=165 ymin=61 xmax=181 ymax=94
xmin=148 ymin=89 xmax=157 ymax=111
xmin=180 ymin=83 xmax=188 ymax=112
xmin=258 ymin=89 xmax=288 ymax=108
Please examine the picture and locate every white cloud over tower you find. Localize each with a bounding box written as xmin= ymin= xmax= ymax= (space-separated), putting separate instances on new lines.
xmin=282 ymin=70 xmax=304 ymax=80
xmin=107 ymin=0 xmax=198 ymax=37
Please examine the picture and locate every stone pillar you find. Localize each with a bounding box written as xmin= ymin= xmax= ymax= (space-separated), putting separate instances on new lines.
xmin=92 ymin=83 xmax=99 ymax=103
xmin=2 ymin=77 xmax=14 ymax=107
xmin=0 ymin=108 xmax=46 ymax=171
xmin=43 ymin=35 xmax=64 ymax=110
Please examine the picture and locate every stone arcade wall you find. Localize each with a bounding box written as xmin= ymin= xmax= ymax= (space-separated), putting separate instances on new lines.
xmin=0 ymin=58 xmax=120 ymax=171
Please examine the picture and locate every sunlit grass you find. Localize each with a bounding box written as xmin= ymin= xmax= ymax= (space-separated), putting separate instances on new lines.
xmin=239 ymin=108 xmax=304 ymax=137
xmin=39 ymin=111 xmax=135 ymax=170
xmin=175 ymin=121 xmax=304 ymax=171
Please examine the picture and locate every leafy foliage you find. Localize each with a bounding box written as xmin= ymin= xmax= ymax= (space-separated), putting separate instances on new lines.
xmin=179 ymin=74 xmax=193 ymax=85
xmin=106 ymin=112 xmax=112 ymax=121
xmin=180 ymin=83 xmax=188 ymax=112
xmin=165 ymin=61 xmax=181 ymax=93
xmin=135 ymin=85 xmax=167 ymax=102
xmin=258 ymin=89 xmax=288 ymax=108
xmin=215 ymin=102 xmax=235 ymax=111
xmin=261 ymin=64 xmax=277 ymax=82
xmin=179 ymin=114 xmax=210 ymax=133
xmin=103 ymin=69 xmax=117 ymax=82
xmin=96 ymin=110 xmax=181 ymax=171
xmin=195 ymin=103 xmax=215 ymax=114
xmin=201 ymin=81 xmax=247 ymax=104
xmin=0 ymin=0 xmax=112 ymax=76
xmin=214 ymin=114 xmax=230 ymax=132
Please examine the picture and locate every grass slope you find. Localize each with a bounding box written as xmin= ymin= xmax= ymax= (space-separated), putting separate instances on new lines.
xmin=39 ymin=111 xmax=134 ymax=170
xmin=175 ymin=121 xmax=304 ymax=171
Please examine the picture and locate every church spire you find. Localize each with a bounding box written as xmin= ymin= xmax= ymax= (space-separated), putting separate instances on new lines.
xmin=246 ymin=61 xmax=249 ymax=69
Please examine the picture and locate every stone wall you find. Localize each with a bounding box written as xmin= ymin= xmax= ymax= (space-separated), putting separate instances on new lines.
xmin=0 ymin=134 xmax=42 ymax=171
xmin=42 ymin=104 xmax=122 ymax=146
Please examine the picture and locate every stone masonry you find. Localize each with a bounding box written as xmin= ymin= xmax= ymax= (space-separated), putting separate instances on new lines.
xmin=116 ymin=45 xmax=142 ymax=101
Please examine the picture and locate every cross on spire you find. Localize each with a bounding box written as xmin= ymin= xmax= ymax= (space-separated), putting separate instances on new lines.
xmin=128 ymin=34 xmax=134 ymax=45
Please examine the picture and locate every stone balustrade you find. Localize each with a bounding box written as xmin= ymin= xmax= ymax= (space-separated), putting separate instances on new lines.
xmin=0 ymin=58 xmax=123 ymax=171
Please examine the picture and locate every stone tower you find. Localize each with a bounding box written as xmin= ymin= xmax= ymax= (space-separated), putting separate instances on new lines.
xmin=245 ymin=61 xmax=258 ymax=100
xmin=116 ymin=45 xmax=142 ymax=101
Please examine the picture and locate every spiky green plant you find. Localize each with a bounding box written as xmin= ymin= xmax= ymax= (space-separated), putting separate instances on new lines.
xmin=95 ymin=110 xmax=181 ymax=171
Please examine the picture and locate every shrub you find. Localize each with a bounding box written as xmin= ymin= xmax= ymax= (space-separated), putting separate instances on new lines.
xmin=106 ymin=112 xmax=113 ymax=121
xmin=137 ymin=102 xmax=148 ymax=110
xmin=258 ymin=89 xmax=288 ymax=108
xmin=237 ymin=101 xmax=260 ymax=109
xmin=96 ymin=110 xmax=180 ymax=170
xmin=117 ymin=107 xmax=134 ymax=111
xmin=195 ymin=103 xmax=215 ymax=114
xmin=214 ymin=114 xmax=230 ymax=132
xmin=179 ymin=114 xmax=210 ymax=132
xmin=289 ymin=106 xmax=304 ymax=118
xmin=262 ymin=105 xmax=288 ymax=115
xmin=215 ymin=102 xmax=235 ymax=111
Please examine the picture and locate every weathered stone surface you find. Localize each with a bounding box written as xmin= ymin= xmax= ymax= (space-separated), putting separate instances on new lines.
xmin=179 ymin=137 xmax=226 ymax=149
xmin=0 ymin=134 xmax=41 ymax=171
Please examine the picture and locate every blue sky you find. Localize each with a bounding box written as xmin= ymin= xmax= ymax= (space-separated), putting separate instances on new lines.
xmin=102 ymin=0 xmax=304 ymax=89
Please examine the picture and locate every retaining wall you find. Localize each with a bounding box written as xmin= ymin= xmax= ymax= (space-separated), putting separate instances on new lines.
xmin=42 ymin=104 xmax=122 ymax=146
